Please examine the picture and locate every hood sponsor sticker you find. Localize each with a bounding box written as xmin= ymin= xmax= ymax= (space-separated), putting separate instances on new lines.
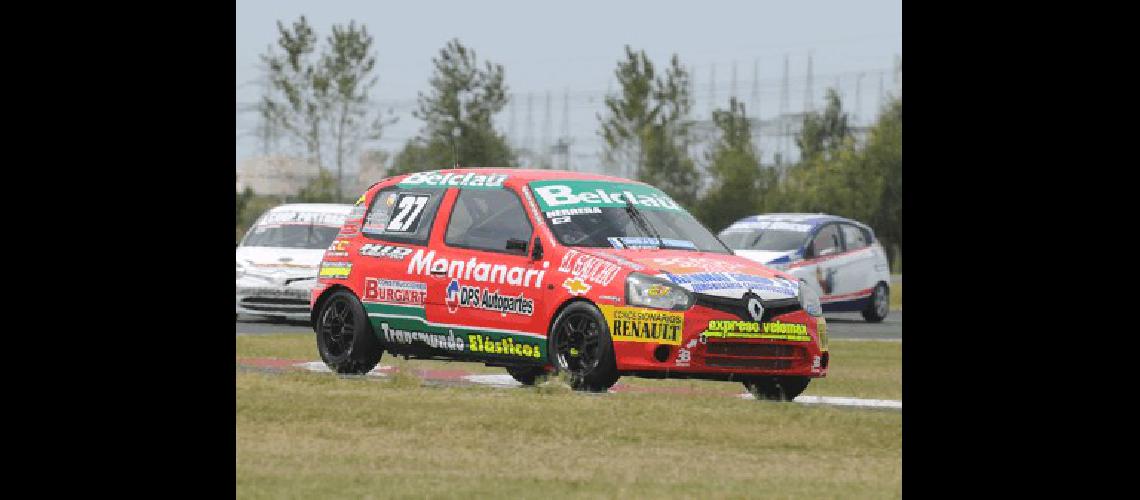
xmin=399 ymin=171 xmax=508 ymax=189
xmin=646 ymin=257 xmax=747 ymax=273
xmin=600 ymin=305 xmax=684 ymax=345
xmin=558 ymin=249 xmax=622 ymax=286
xmin=529 ymin=180 xmax=683 ymax=212
xmin=662 ymin=272 xmax=798 ymax=296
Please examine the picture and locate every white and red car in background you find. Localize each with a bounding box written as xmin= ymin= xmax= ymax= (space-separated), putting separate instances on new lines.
xmin=237 ymin=203 xmax=354 ymax=321
xmin=719 ymin=214 xmax=891 ymax=322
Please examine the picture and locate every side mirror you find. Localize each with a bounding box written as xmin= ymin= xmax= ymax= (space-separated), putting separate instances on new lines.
xmin=506 ymin=238 xmax=529 ymax=254
xmin=531 ymin=237 xmax=544 ymax=261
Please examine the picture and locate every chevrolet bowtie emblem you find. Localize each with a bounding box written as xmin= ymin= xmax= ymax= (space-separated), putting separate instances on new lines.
xmin=562 ymin=277 xmax=591 ymax=295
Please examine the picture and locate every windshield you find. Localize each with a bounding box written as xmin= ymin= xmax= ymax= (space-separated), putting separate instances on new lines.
xmin=719 ymin=229 xmax=808 ymax=251
xmin=528 ymin=179 xmax=730 ymax=254
xmin=241 ymin=224 xmax=341 ymax=249
xmin=241 ymin=210 xmax=347 ymax=249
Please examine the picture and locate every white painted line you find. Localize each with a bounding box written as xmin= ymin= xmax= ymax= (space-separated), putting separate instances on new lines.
xmin=462 ymin=374 xmax=522 ymax=387
xmin=738 ymin=392 xmax=902 ymax=409
xmin=294 ymin=362 xmax=392 ymax=377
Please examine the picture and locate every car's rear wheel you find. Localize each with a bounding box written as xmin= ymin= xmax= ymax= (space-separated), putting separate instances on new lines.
xmin=505 ymin=366 xmax=546 ymax=386
xmin=316 ymin=290 xmax=382 ymax=374
xmin=549 ymin=302 xmax=619 ymax=392
xmin=862 ymin=283 xmax=889 ymax=323
xmin=743 ymin=376 xmax=810 ymax=401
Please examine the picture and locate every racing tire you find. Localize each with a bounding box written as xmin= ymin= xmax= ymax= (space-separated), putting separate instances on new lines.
xmin=315 ymin=290 xmax=383 ymax=374
xmin=861 ymin=283 xmax=890 ymax=323
xmin=548 ymin=302 xmax=620 ymax=392
xmin=505 ymin=366 xmax=546 ymax=386
xmin=743 ymin=376 xmax=810 ymax=402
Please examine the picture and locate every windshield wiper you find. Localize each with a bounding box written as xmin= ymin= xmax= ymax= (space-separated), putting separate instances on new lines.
xmin=623 ymin=202 xmax=674 ymax=250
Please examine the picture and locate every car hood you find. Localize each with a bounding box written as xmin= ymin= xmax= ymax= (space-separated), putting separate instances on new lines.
xmin=584 ymin=248 xmax=801 ymax=301
xmin=732 ymin=249 xmax=799 ymax=266
xmin=236 ymin=246 xmax=326 ymax=277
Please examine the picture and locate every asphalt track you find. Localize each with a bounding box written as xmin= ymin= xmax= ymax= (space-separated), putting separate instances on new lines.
xmin=236 ymin=310 xmax=902 ymax=340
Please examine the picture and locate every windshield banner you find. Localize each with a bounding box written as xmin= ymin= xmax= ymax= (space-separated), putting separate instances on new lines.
xmin=529 ymin=180 xmax=682 ymax=212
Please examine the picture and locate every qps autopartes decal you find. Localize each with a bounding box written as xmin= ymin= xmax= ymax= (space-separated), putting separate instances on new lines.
xmin=363 ymin=278 xmax=427 ymax=306
xmin=444 ymin=279 xmax=535 ymax=316
xmin=407 ymin=249 xmax=546 ymax=288
xmin=398 ymin=171 xmax=509 ymax=189
xmin=558 ymin=249 xmax=622 ymax=286
xmin=529 ymin=180 xmax=682 ymax=212
xmin=699 ymin=320 xmax=811 ymax=342
xmin=599 ymin=305 xmax=684 ymax=345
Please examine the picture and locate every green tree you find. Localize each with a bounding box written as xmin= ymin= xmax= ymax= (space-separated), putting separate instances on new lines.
xmin=390 ymin=39 xmax=514 ymax=175
xmin=290 ymin=169 xmax=340 ymax=203
xmin=260 ymin=17 xmax=390 ymax=198
xmin=796 ymin=88 xmax=850 ymax=161
xmin=695 ymin=98 xmax=777 ymax=231
xmin=599 ymin=47 xmax=697 ymax=206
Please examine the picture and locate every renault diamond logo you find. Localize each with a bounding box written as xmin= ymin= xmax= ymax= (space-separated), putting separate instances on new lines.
xmin=747 ymin=297 xmax=764 ymax=321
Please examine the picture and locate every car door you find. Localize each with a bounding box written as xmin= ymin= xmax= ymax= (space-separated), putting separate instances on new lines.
xmin=802 ymin=223 xmax=844 ymax=299
xmin=352 ymin=185 xmax=447 ymax=335
xmin=430 ymin=185 xmax=547 ymax=339
xmin=832 ymin=223 xmax=876 ymax=303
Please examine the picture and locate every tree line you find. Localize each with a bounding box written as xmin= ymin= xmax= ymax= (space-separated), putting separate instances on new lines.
xmin=241 ymin=17 xmax=901 ymax=268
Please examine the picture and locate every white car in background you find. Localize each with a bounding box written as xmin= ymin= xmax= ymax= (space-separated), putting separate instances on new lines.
xmin=718 ymin=213 xmax=892 ymax=322
xmin=236 ymin=203 xmax=353 ymax=321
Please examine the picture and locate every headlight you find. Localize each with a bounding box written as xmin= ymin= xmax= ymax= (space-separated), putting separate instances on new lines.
xmin=798 ymin=281 xmax=823 ymax=317
xmin=626 ymin=273 xmax=693 ymax=311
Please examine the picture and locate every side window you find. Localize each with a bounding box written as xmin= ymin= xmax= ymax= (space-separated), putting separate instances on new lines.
xmin=842 ymin=224 xmax=869 ymax=251
xmin=811 ymin=224 xmax=842 ymax=257
xmin=445 ymin=189 xmax=533 ymax=255
xmin=362 ymin=187 xmax=443 ymax=246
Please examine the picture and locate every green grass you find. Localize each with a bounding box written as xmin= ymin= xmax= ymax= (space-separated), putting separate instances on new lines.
xmin=890 ymin=280 xmax=902 ymax=310
xmin=237 ymin=370 xmax=901 ymax=498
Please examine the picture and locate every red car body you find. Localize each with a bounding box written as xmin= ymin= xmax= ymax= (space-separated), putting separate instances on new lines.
xmin=311 ymin=169 xmax=828 ymax=386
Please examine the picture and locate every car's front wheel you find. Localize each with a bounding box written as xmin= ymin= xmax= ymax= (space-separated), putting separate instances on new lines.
xmin=549 ymin=302 xmax=619 ymax=392
xmin=743 ymin=376 xmax=810 ymax=401
xmin=862 ymin=283 xmax=889 ymax=323
xmin=315 ymin=290 xmax=383 ymax=374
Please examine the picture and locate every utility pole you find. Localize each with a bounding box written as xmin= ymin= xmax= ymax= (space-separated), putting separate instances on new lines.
xmin=708 ymin=63 xmax=716 ymax=119
xmin=730 ymin=60 xmax=738 ymax=103
xmin=508 ymin=93 xmax=517 ymax=149
xmin=804 ymin=51 xmax=814 ymax=113
xmin=560 ymin=87 xmax=570 ymax=170
xmin=523 ymin=92 xmax=534 ymax=161
xmin=541 ymin=91 xmax=552 ymax=168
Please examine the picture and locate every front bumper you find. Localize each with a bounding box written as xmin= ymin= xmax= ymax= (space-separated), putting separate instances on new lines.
xmin=236 ymin=278 xmax=317 ymax=320
xmin=611 ymin=305 xmax=829 ymax=379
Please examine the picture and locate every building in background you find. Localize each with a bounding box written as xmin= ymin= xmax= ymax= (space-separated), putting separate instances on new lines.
xmin=236 ymin=155 xmax=321 ymax=196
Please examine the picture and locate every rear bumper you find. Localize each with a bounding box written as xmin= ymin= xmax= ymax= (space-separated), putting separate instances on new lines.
xmin=612 ymin=308 xmax=829 ymax=379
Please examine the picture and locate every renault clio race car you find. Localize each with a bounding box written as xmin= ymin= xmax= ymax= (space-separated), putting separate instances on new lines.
xmin=237 ymin=203 xmax=353 ymax=321
xmin=310 ymin=170 xmax=828 ymax=400
xmin=719 ymin=214 xmax=892 ymax=322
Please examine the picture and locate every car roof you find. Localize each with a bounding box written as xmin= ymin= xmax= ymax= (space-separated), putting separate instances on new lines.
xmin=385 ymin=168 xmax=648 ymax=186
xmin=725 ymin=213 xmax=870 ymax=232
xmin=266 ymin=203 xmax=353 ymax=214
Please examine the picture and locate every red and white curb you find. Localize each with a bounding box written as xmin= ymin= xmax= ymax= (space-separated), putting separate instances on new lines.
xmin=238 ymin=358 xmax=900 ymax=410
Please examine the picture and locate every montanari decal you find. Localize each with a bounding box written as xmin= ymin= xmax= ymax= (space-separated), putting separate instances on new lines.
xmin=363 ymin=278 xmax=427 ymax=306
xmin=699 ymin=320 xmax=811 ymax=342
xmin=408 ymin=249 xmax=546 ymax=288
xmin=445 ymin=279 xmax=535 ymax=316
xmin=398 ymin=171 xmax=508 ymax=189
xmin=600 ymin=305 xmax=684 ymax=345
xmin=529 ymin=180 xmax=683 ymax=211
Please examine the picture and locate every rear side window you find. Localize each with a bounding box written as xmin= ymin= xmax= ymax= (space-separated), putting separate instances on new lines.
xmin=842 ymin=224 xmax=870 ymax=250
xmin=445 ymin=189 xmax=533 ymax=255
xmin=811 ymin=224 xmax=843 ymax=257
xmin=362 ymin=187 xmax=444 ymax=246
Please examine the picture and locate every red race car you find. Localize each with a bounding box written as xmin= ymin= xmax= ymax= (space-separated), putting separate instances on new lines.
xmin=311 ymin=169 xmax=828 ymax=400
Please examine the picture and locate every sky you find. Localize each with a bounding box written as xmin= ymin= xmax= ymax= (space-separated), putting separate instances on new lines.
xmin=236 ymin=0 xmax=901 ymax=169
